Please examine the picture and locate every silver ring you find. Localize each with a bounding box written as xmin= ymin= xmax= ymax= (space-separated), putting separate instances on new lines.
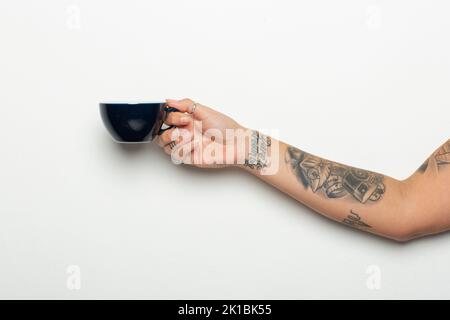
xmin=166 ymin=141 xmax=177 ymax=150
xmin=190 ymin=102 xmax=198 ymax=114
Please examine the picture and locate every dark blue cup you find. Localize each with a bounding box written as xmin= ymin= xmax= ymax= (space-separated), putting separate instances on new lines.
xmin=99 ymin=102 xmax=178 ymax=143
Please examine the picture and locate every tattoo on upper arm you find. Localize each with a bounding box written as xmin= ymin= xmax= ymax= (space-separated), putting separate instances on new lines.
xmin=285 ymin=147 xmax=385 ymax=204
xmin=342 ymin=210 xmax=372 ymax=229
xmin=418 ymin=140 xmax=450 ymax=173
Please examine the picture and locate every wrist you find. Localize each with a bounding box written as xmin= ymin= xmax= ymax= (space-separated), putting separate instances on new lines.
xmin=226 ymin=127 xmax=250 ymax=169
xmin=233 ymin=129 xmax=271 ymax=172
xmin=235 ymin=128 xmax=251 ymax=170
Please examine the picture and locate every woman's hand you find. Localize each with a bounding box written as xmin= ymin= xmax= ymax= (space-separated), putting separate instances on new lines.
xmin=155 ymin=98 xmax=247 ymax=168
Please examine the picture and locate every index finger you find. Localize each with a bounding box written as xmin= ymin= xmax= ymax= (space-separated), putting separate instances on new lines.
xmin=165 ymin=98 xmax=195 ymax=113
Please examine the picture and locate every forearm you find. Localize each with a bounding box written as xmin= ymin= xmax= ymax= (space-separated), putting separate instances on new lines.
xmin=161 ymin=99 xmax=450 ymax=241
xmin=237 ymin=134 xmax=411 ymax=241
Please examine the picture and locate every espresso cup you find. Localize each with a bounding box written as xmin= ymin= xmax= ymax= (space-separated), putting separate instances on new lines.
xmin=99 ymin=102 xmax=178 ymax=143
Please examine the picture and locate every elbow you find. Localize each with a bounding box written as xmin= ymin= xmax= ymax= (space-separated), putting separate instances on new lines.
xmin=386 ymin=218 xmax=426 ymax=243
xmin=388 ymin=228 xmax=417 ymax=243
xmin=389 ymin=223 xmax=433 ymax=243
xmin=381 ymin=181 xmax=423 ymax=243
xmin=380 ymin=215 xmax=416 ymax=242
xmin=385 ymin=180 xmax=435 ymax=243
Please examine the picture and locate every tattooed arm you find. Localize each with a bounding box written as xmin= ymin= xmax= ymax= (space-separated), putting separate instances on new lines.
xmin=158 ymin=99 xmax=450 ymax=242
xmin=240 ymin=138 xmax=450 ymax=242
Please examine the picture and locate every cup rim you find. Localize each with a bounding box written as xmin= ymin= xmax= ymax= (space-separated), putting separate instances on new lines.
xmin=99 ymin=101 xmax=165 ymax=105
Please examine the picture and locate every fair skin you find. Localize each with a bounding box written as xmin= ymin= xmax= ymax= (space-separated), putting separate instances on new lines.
xmin=156 ymin=98 xmax=450 ymax=242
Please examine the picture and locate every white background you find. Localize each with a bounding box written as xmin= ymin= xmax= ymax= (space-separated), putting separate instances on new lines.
xmin=0 ymin=0 xmax=449 ymax=299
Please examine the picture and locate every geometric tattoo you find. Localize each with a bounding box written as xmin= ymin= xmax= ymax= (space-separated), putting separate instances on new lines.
xmin=418 ymin=139 xmax=450 ymax=173
xmin=286 ymin=147 xmax=385 ymax=204
xmin=342 ymin=210 xmax=372 ymax=229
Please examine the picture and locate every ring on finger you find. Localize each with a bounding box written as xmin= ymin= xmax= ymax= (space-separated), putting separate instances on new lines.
xmin=165 ymin=140 xmax=177 ymax=150
xmin=189 ymin=102 xmax=198 ymax=114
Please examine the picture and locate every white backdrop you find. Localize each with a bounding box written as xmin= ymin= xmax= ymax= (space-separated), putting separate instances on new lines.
xmin=0 ymin=0 xmax=449 ymax=299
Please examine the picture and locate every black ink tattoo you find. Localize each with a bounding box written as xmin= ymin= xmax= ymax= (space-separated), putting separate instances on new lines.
xmin=244 ymin=131 xmax=271 ymax=170
xmin=244 ymin=160 xmax=264 ymax=170
xmin=418 ymin=160 xmax=429 ymax=173
xmin=342 ymin=210 xmax=372 ymax=229
xmin=418 ymin=140 xmax=450 ymax=173
xmin=286 ymin=147 xmax=385 ymax=204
